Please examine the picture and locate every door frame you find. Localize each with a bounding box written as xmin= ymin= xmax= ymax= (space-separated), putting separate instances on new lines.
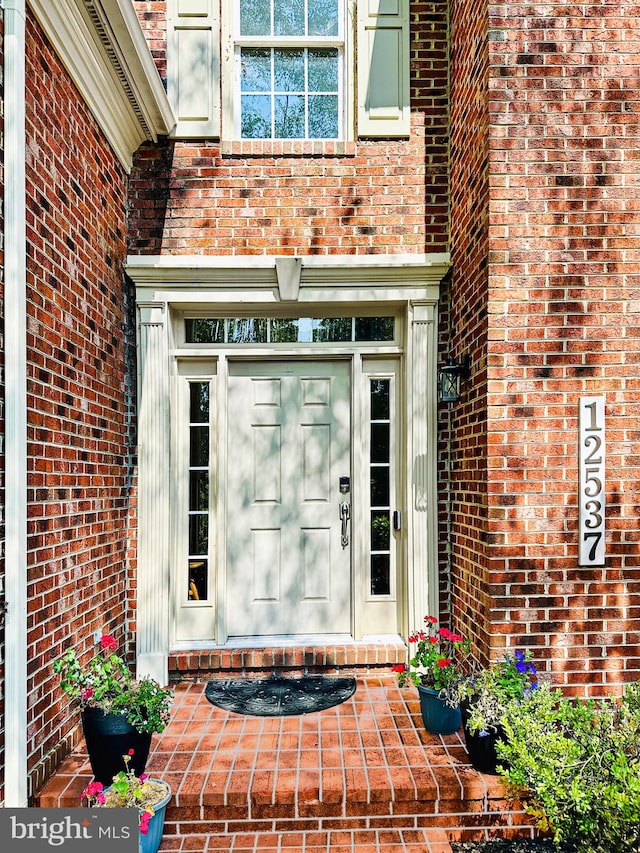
xmin=128 ymin=254 xmax=447 ymax=684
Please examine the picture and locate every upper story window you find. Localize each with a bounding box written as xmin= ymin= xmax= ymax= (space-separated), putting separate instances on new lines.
xmin=236 ymin=0 xmax=343 ymax=139
xmin=167 ymin=0 xmax=410 ymax=141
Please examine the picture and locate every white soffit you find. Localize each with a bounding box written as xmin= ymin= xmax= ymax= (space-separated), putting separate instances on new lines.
xmin=28 ymin=0 xmax=175 ymax=172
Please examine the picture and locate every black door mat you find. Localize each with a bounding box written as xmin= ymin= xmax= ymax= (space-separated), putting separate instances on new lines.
xmin=205 ymin=674 xmax=357 ymax=717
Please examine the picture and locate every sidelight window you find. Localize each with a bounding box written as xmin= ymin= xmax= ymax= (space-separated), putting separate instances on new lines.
xmin=187 ymin=381 xmax=210 ymax=601
xmin=369 ymin=378 xmax=392 ymax=596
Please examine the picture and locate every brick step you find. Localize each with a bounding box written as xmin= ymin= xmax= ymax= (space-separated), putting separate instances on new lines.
xmin=36 ymin=676 xmax=538 ymax=851
xmin=168 ymin=638 xmax=408 ymax=681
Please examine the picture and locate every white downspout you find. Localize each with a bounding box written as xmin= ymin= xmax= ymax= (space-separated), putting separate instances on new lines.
xmin=4 ymin=0 xmax=28 ymax=807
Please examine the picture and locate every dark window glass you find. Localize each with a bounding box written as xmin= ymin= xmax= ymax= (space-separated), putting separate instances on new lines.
xmin=371 ymin=511 xmax=390 ymax=551
xmin=370 ymin=379 xmax=390 ymax=420
xmin=189 ymin=514 xmax=209 ymax=555
xmin=189 ymin=426 xmax=209 ymax=467
xmin=188 ymin=559 xmax=208 ymax=601
xmin=270 ymin=319 xmax=299 ymax=342
xmin=370 ymin=423 xmax=390 ymax=463
xmin=189 ymin=470 xmax=209 ymax=512
xmin=185 ymin=319 xmax=224 ymax=344
xmin=189 ymin=382 xmax=209 ymax=423
xmin=370 ymin=466 xmax=389 ymax=507
xmin=371 ymin=554 xmax=391 ymax=596
xmin=355 ymin=317 xmax=394 ymax=341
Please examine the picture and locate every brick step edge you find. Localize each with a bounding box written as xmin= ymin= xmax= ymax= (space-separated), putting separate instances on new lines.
xmin=168 ymin=641 xmax=408 ymax=680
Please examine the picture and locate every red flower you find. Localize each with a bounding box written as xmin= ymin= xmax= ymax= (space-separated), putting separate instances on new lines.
xmin=436 ymin=658 xmax=451 ymax=668
xmin=81 ymin=687 xmax=94 ymax=700
xmin=128 ymin=748 xmax=135 ymax=756
xmin=99 ymin=634 xmax=118 ymax=650
xmin=392 ymin=664 xmax=406 ymax=673
xmin=424 ymin=615 xmax=438 ymax=624
xmin=82 ymin=780 xmax=104 ymax=799
xmin=449 ymin=633 xmax=464 ymax=643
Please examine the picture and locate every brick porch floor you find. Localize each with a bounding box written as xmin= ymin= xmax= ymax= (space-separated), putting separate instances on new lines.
xmin=37 ymin=674 xmax=538 ymax=852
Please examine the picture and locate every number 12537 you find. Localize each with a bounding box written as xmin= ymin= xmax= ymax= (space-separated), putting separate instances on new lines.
xmin=579 ymin=397 xmax=605 ymax=567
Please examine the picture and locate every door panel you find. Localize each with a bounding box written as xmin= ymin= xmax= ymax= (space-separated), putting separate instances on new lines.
xmin=226 ymin=361 xmax=351 ymax=636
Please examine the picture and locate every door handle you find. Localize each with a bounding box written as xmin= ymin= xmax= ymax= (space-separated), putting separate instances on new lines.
xmin=339 ymin=501 xmax=351 ymax=548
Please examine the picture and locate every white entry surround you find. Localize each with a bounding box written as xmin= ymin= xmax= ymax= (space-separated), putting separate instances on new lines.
xmin=127 ymin=254 xmax=448 ymax=684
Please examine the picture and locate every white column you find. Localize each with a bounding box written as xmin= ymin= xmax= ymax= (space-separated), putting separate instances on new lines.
xmin=136 ymin=301 xmax=170 ymax=685
xmin=406 ymin=301 xmax=439 ymax=631
xmin=4 ymin=0 xmax=29 ymax=807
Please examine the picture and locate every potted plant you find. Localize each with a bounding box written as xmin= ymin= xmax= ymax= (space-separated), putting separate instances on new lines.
xmin=54 ymin=632 xmax=173 ymax=784
xmin=82 ymin=750 xmax=172 ymax=853
xmin=448 ymin=649 xmax=538 ymax=773
xmin=497 ymin=681 xmax=640 ymax=852
xmin=396 ymin=614 xmax=472 ymax=735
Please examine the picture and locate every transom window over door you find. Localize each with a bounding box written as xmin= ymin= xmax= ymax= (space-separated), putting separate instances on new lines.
xmin=235 ymin=0 xmax=344 ymax=139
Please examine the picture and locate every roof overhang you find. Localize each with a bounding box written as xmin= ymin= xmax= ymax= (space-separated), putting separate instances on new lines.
xmin=28 ymin=0 xmax=175 ymax=172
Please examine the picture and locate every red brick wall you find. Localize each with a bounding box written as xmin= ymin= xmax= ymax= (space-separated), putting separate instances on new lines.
xmin=445 ymin=0 xmax=491 ymax=654
xmin=450 ymin=0 xmax=640 ymax=695
xmin=128 ymin=1 xmax=449 ymax=256
xmin=25 ymin=15 xmax=134 ymax=793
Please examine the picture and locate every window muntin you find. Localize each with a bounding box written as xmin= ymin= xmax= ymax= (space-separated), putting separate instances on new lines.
xmin=185 ymin=316 xmax=395 ymax=344
xmin=369 ymin=379 xmax=392 ymax=596
xmin=187 ymin=382 xmax=210 ymax=602
xmin=235 ymin=0 xmax=343 ymax=139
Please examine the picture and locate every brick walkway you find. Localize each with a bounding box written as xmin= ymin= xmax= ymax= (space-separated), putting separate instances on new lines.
xmin=37 ymin=676 xmax=537 ymax=852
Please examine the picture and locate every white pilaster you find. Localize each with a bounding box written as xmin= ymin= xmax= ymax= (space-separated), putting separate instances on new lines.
xmin=406 ymin=301 xmax=439 ymax=631
xmin=136 ymin=301 xmax=170 ymax=685
xmin=4 ymin=0 xmax=29 ymax=808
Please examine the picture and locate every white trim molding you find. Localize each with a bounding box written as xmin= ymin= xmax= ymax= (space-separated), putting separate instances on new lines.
xmin=128 ymin=253 xmax=449 ymax=674
xmin=28 ymin=0 xmax=175 ymax=171
xmin=4 ymin=0 xmax=29 ymax=808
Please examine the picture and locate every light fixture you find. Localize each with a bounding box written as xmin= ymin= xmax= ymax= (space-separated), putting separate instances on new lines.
xmin=438 ymin=354 xmax=471 ymax=404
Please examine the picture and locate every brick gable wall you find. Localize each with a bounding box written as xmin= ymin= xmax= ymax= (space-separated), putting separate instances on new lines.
xmin=129 ymin=1 xmax=449 ymax=256
xmin=450 ymin=0 xmax=640 ymax=693
xmin=25 ymin=15 xmax=134 ymax=794
xmin=444 ymin=0 xmax=491 ymax=655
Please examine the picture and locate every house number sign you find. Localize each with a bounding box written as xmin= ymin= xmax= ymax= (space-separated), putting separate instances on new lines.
xmin=578 ymin=396 xmax=606 ymax=566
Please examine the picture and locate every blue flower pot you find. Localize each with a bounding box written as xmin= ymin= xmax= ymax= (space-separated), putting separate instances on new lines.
xmin=417 ymin=685 xmax=461 ymax=735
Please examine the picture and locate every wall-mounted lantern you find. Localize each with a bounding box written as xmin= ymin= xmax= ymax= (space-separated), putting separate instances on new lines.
xmin=438 ymin=354 xmax=471 ymax=403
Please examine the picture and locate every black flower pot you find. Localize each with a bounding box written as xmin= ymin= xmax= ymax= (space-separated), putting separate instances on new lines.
xmin=460 ymin=700 xmax=505 ymax=775
xmin=82 ymin=707 xmax=152 ymax=785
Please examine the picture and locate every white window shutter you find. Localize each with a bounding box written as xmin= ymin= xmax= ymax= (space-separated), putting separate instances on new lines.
xmin=357 ymin=0 xmax=410 ymax=138
xmin=167 ymin=0 xmax=220 ymax=137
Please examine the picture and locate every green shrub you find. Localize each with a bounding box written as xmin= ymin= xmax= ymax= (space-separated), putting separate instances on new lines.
xmin=497 ymin=682 xmax=640 ymax=853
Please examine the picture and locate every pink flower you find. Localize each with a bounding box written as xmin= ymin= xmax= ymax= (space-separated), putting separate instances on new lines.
xmin=82 ymin=780 xmax=104 ymax=800
xmin=81 ymin=687 xmax=94 ymax=700
xmin=99 ymin=634 xmax=118 ymax=650
xmin=449 ymin=633 xmax=464 ymax=643
xmin=139 ymin=810 xmax=153 ymax=835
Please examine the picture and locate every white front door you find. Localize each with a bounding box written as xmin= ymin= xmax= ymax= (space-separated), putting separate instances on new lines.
xmin=226 ymin=361 xmax=351 ymax=637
